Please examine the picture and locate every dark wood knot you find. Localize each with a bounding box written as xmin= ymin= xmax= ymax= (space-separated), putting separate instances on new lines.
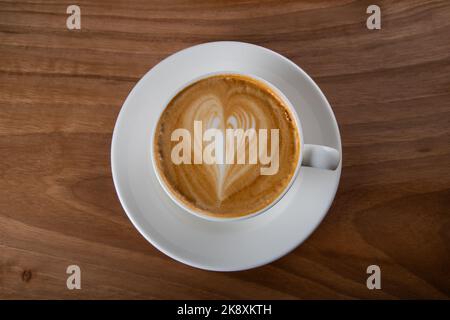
xmin=22 ymin=269 xmax=32 ymax=282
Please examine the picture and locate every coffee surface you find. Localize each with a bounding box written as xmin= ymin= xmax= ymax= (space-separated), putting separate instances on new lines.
xmin=154 ymin=74 xmax=300 ymax=218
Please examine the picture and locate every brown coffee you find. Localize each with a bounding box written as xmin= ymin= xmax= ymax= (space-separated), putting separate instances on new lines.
xmin=154 ymin=74 xmax=300 ymax=218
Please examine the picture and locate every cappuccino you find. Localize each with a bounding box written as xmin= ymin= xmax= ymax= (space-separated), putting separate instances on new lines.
xmin=154 ymin=74 xmax=300 ymax=218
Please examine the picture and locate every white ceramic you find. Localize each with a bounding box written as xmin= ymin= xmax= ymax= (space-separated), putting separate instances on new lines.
xmin=150 ymin=71 xmax=340 ymax=222
xmin=111 ymin=41 xmax=342 ymax=271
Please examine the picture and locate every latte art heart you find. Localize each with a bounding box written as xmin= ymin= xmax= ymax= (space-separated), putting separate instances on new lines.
xmin=174 ymin=95 xmax=281 ymax=200
xmin=154 ymin=74 xmax=300 ymax=218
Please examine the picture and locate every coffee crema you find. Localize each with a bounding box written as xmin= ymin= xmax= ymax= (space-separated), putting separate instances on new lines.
xmin=153 ymin=74 xmax=300 ymax=218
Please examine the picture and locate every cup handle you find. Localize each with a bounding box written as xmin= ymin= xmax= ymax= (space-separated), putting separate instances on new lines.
xmin=302 ymin=144 xmax=340 ymax=170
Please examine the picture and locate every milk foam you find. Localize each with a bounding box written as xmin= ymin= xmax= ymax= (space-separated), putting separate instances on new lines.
xmin=154 ymin=74 xmax=300 ymax=218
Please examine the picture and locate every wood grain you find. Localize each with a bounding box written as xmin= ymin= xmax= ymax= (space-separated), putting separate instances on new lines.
xmin=1 ymin=0 xmax=449 ymax=299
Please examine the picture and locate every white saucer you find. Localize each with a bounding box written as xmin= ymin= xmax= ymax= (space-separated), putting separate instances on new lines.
xmin=111 ymin=42 xmax=342 ymax=271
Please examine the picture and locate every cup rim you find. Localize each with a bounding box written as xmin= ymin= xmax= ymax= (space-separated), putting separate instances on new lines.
xmin=150 ymin=71 xmax=304 ymax=222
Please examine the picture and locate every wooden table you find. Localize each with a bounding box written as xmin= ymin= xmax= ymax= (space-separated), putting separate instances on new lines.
xmin=1 ymin=0 xmax=449 ymax=299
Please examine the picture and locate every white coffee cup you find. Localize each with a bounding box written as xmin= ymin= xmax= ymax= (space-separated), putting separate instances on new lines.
xmin=151 ymin=71 xmax=340 ymax=221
